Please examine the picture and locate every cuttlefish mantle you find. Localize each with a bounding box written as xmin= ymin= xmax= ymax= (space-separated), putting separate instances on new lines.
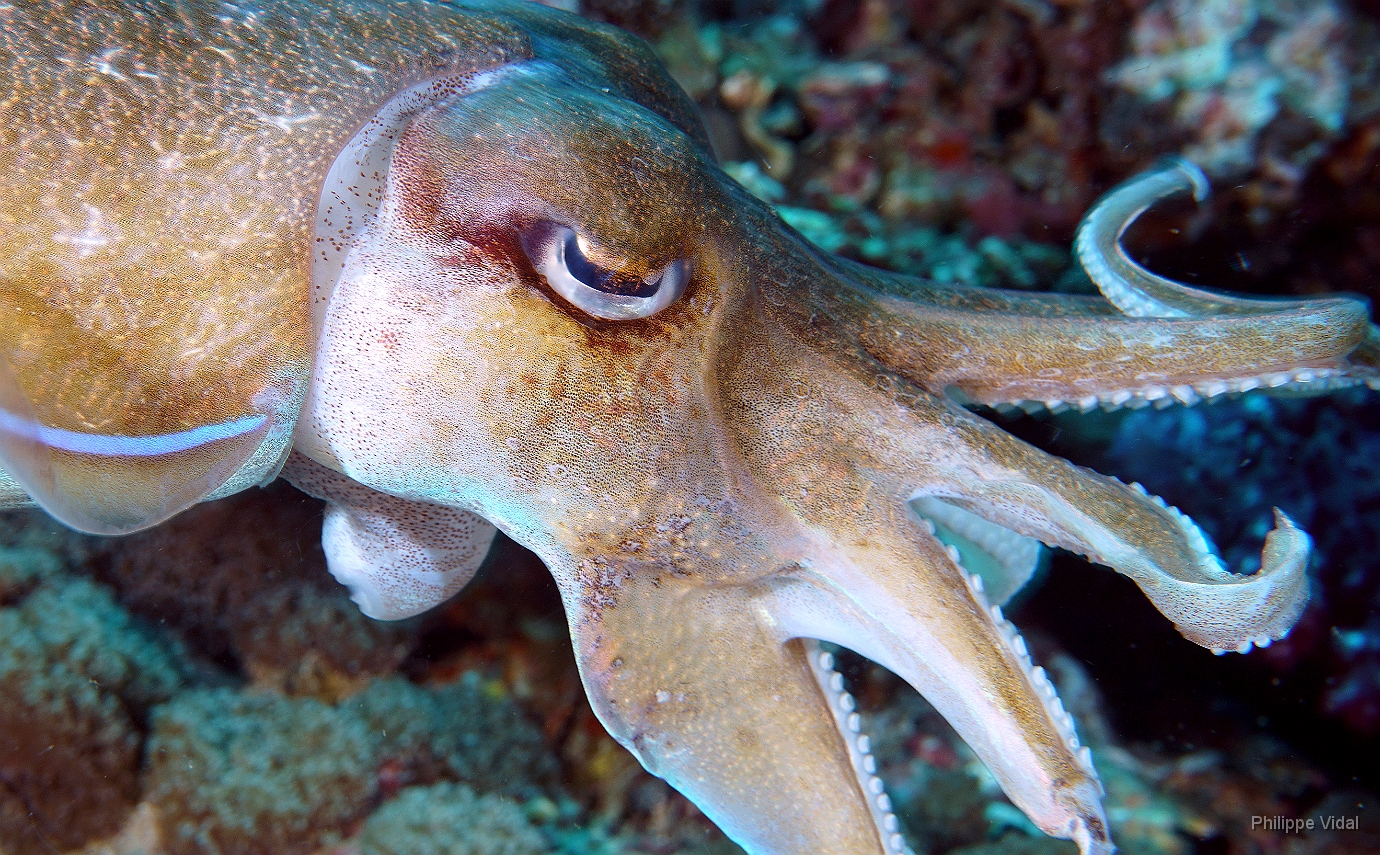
xmin=3 ymin=2 xmax=1377 ymax=853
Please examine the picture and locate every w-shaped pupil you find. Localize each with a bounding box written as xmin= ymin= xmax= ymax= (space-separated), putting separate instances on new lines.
xmin=563 ymin=231 xmax=660 ymax=298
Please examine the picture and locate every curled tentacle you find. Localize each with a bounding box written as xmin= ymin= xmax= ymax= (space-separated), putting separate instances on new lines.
xmin=1075 ymin=157 xmax=1380 ymax=386
xmin=1076 ymin=158 xmax=1323 ymax=317
xmin=901 ymin=396 xmax=1311 ymax=653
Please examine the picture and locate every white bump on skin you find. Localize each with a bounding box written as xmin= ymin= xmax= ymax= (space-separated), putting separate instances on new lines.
xmin=283 ymin=453 xmax=497 ymax=620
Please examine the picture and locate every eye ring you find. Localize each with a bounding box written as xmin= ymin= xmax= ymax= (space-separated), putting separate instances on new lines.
xmin=520 ymin=223 xmax=690 ymax=320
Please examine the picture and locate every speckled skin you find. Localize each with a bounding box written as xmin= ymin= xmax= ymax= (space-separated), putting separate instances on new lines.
xmin=2 ymin=2 xmax=1378 ymax=854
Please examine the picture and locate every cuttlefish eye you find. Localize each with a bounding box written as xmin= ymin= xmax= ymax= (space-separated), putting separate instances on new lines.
xmin=520 ymin=221 xmax=690 ymax=320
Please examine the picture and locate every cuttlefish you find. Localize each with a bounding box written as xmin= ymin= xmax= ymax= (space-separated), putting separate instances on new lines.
xmin=2 ymin=1 xmax=1376 ymax=852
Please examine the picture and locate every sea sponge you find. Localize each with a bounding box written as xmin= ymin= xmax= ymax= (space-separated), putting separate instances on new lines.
xmin=0 ymin=550 xmax=184 ymax=855
xmin=143 ymin=688 xmax=378 ymax=855
xmin=356 ymin=782 xmax=549 ymax=855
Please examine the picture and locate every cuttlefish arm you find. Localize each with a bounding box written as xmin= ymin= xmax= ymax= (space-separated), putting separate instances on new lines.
xmin=833 ymin=158 xmax=1379 ymax=411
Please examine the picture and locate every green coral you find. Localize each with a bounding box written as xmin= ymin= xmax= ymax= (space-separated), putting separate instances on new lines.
xmin=144 ymin=675 xmax=555 ymax=855
xmin=0 ymin=543 xmax=59 ymax=602
xmin=351 ymin=674 xmax=558 ymax=797
xmin=13 ymin=578 xmax=185 ymax=707
xmin=144 ymin=688 xmax=379 ymax=855
xmin=0 ymin=542 xmax=184 ymax=855
xmin=357 ymin=783 xmax=550 ymax=855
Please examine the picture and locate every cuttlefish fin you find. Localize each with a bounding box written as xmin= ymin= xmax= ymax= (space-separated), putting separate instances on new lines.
xmin=0 ymin=353 xmax=273 ymax=534
xmin=913 ymin=410 xmax=1309 ymax=653
xmin=281 ymin=452 xmax=496 ymax=620
xmin=567 ymin=572 xmax=906 ymax=855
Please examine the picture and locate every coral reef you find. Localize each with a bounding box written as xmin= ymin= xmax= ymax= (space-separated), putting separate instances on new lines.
xmin=93 ymin=484 xmax=413 ymax=700
xmin=641 ymin=0 xmax=1380 ymax=309
xmin=356 ymin=782 xmax=549 ymax=855
xmin=1107 ymin=0 xmax=1351 ymax=176
xmin=0 ymin=538 xmax=184 ymax=855
xmin=144 ymin=688 xmax=378 ymax=855
xmin=349 ymin=674 xmax=558 ymax=799
xmin=142 ymin=675 xmax=555 ymax=855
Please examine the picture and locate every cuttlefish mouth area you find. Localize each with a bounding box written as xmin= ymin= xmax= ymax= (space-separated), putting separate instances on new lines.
xmin=292 ymin=35 xmax=1373 ymax=855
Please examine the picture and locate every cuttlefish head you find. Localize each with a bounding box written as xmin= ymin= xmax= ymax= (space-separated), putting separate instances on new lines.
xmin=295 ymin=10 xmax=1370 ymax=855
xmin=300 ymin=39 xmax=1121 ymax=855
xmin=297 ymin=56 xmax=768 ymax=516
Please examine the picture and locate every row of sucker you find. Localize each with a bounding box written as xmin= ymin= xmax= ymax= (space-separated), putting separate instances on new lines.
xmin=913 ymin=514 xmax=1102 ymax=786
xmin=986 ymin=365 xmax=1377 ymax=417
xmin=801 ymin=639 xmax=914 ymax=855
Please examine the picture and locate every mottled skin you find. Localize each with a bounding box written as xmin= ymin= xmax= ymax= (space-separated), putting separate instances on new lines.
xmin=2 ymin=1 xmax=1378 ymax=853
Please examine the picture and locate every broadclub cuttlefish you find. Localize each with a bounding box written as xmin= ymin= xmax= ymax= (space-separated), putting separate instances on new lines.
xmin=1 ymin=1 xmax=1376 ymax=852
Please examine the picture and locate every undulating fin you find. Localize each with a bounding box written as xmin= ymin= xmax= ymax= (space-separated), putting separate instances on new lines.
xmin=911 ymin=496 xmax=1042 ymax=606
xmin=0 ymin=353 xmax=279 ymax=534
xmin=567 ymin=571 xmax=904 ymax=855
xmin=281 ymin=452 xmax=497 ymax=620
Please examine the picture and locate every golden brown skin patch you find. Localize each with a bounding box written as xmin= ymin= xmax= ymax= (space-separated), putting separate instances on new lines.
xmin=3 ymin=1 xmax=1377 ymax=853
